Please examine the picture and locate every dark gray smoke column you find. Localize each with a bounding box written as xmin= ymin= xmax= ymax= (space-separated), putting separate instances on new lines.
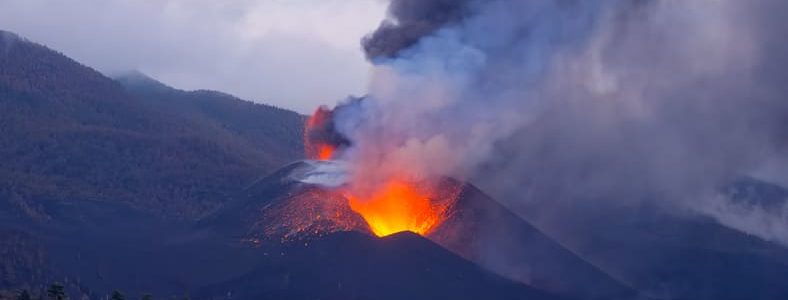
xmin=338 ymin=0 xmax=607 ymax=185
xmin=362 ymin=0 xmax=476 ymax=60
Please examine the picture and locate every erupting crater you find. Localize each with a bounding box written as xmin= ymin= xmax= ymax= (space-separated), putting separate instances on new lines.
xmin=202 ymin=158 xmax=635 ymax=300
xmin=344 ymin=179 xmax=458 ymax=237
xmin=303 ymin=105 xmax=462 ymax=238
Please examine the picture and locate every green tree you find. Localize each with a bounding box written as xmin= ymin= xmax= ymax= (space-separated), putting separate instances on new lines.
xmin=140 ymin=294 xmax=153 ymax=300
xmin=110 ymin=290 xmax=125 ymax=300
xmin=17 ymin=289 xmax=32 ymax=300
xmin=46 ymin=283 xmax=67 ymax=300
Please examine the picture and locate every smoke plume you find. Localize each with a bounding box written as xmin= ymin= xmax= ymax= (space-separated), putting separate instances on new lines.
xmin=323 ymin=0 xmax=788 ymax=249
xmin=362 ymin=0 xmax=474 ymax=60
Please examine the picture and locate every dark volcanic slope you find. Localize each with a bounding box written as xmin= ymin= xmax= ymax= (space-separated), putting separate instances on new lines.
xmin=199 ymin=161 xmax=414 ymax=243
xmin=206 ymin=231 xmax=560 ymax=300
xmin=430 ymin=182 xmax=638 ymax=300
xmin=0 ymin=30 xmax=304 ymax=219
xmin=197 ymin=161 xmax=565 ymax=300
xmin=200 ymin=161 xmax=636 ymax=300
xmin=0 ymin=160 xmax=562 ymax=300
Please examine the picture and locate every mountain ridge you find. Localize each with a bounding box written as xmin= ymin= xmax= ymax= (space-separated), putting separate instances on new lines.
xmin=0 ymin=29 xmax=304 ymax=220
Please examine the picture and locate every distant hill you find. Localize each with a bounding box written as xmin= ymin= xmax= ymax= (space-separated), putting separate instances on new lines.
xmin=114 ymin=70 xmax=304 ymax=174
xmin=0 ymin=30 xmax=305 ymax=220
xmin=508 ymin=179 xmax=788 ymax=300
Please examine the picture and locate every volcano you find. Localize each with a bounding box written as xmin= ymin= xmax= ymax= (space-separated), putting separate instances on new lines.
xmin=200 ymin=160 xmax=639 ymax=300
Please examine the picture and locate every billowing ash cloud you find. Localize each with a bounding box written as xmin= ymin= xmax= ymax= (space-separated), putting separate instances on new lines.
xmin=362 ymin=0 xmax=474 ymax=60
xmin=474 ymin=0 xmax=788 ymax=228
xmin=324 ymin=0 xmax=788 ymax=250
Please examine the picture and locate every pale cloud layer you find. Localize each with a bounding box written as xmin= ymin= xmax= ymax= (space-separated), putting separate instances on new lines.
xmin=0 ymin=0 xmax=387 ymax=112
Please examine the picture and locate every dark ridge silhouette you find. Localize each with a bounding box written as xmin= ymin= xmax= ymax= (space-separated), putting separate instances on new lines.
xmin=203 ymin=231 xmax=562 ymax=300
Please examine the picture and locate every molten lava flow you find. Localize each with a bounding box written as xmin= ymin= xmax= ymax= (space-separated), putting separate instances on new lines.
xmin=305 ymin=107 xmax=332 ymax=160
xmin=344 ymin=180 xmax=454 ymax=237
xmin=315 ymin=144 xmax=335 ymax=161
xmin=304 ymin=106 xmax=348 ymax=161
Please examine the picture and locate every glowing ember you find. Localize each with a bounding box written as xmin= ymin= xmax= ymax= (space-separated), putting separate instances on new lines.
xmin=344 ymin=180 xmax=452 ymax=237
xmin=259 ymin=188 xmax=370 ymax=242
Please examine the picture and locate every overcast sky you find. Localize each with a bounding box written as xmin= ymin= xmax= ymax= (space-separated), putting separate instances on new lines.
xmin=0 ymin=0 xmax=387 ymax=113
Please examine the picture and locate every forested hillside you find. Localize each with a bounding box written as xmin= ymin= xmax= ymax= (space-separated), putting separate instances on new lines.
xmin=0 ymin=30 xmax=305 ymax=220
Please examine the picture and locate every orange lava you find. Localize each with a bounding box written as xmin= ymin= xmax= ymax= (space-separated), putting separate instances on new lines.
xmin=304 ymin=105 xmax=459 ymax=238
xmin=315 ymin=144 xmax=335 ymax=161
xmin=344 ymin=180 xmax=451 ymax=237
xmin=304 ymin=107 xmax=336 ymax=160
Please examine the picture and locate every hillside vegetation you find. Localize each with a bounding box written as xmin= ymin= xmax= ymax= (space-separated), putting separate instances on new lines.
xmin=0 ymin=30 xmax=305 ymax=220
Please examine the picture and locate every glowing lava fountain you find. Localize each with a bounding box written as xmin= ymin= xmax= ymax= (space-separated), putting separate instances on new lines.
xmin=344 ymin=180 xmax=452 ymax=237
xmin=304 ymin=106 xmax=339 ymax=160
xmin=304 ymin=107 xmax=459 ymax=237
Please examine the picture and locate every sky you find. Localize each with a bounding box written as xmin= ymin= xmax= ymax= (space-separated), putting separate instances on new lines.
xmin=0 ymin=0 xmax=387 ymax=113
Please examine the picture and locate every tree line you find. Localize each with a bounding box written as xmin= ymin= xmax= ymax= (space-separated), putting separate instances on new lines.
xmin=14 ymin=283 xmax=188 ymax=300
